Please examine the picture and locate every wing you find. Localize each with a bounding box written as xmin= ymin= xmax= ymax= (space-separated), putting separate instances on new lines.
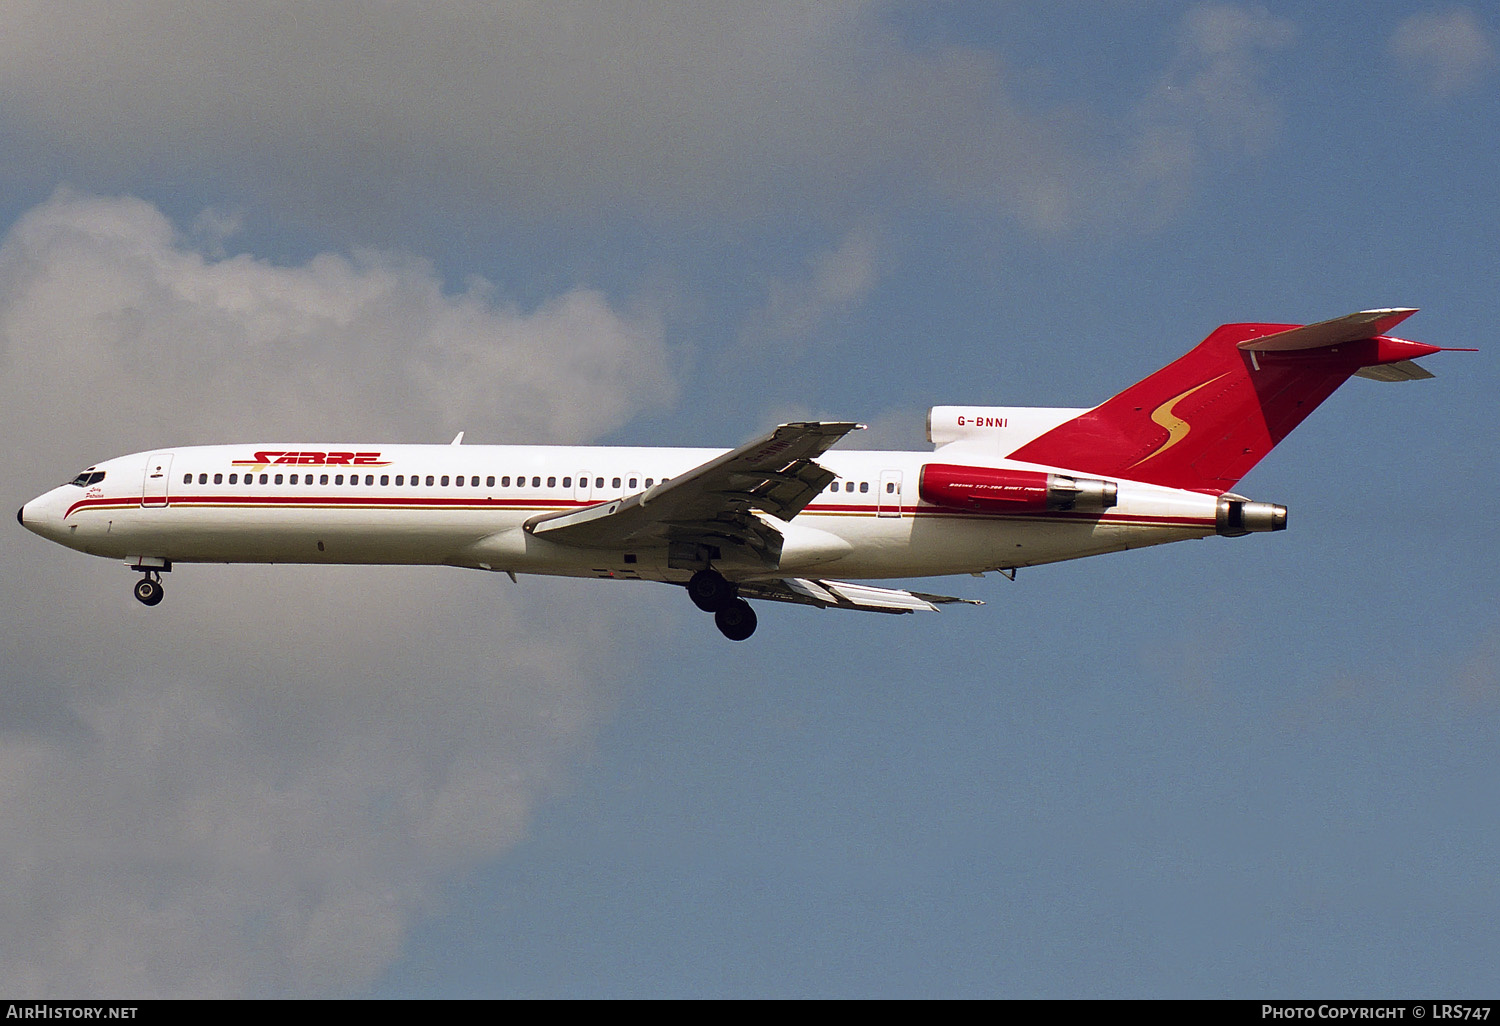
xmin=737 ymin=578 xmax=985 ymax=614
xmin=525 ymin=421 xmax=862 ymax=571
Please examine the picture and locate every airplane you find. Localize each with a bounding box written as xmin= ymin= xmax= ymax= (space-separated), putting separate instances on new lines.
xmin=17 ymin=308 xmax=1463 ymax=640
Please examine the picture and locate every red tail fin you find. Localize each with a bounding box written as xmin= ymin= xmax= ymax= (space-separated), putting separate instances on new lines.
xmin=1006 ymin=309 xmax=1441 ymax=494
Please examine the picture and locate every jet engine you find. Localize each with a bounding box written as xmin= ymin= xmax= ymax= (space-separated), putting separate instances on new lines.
xmin=1215 ymin=496 xmax=1287 ymax=536
xmin=919 ymin=463 xmax=1118 ymax=513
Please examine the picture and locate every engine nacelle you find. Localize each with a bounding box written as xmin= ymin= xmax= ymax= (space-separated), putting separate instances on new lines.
xmin=919 ymin=463 xmax=1118 ymax=513
xmin=1215 ymin=496 xmax=1287 ymax=536
xmin=926 ymin=406 xmax=1087 ymax=448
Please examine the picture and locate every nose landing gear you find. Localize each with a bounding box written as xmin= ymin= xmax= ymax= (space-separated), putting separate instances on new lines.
xmin=133 ymin=571 xmax=165 ymax=606
xmin=687 ymin=568 xmax=758 ymax=641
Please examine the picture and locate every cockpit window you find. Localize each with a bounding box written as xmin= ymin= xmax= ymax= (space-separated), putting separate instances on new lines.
xmin=68 ymin=470 xmax=105 ymax=487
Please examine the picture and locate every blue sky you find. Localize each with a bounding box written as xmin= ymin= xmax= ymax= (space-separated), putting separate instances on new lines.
xmin=1 ymin=2 xmax=1496 ymax=997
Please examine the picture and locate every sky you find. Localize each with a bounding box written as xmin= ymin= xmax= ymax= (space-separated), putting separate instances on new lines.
xmin=0 ymin=1 xmax=1496 ymax=998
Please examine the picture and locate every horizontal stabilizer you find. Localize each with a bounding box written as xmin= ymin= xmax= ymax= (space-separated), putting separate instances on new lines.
xmin=1355 ymin=359 xmax=1436 ymax=382
xmin=737 ymin=578 xmax=984 ymax=614
xmin=1237 ymin=308 xmax=1418 ymax=351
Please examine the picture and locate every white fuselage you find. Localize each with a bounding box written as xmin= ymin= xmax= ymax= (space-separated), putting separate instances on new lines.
xmin=19 ymin=442 xmax=1222 ymax=584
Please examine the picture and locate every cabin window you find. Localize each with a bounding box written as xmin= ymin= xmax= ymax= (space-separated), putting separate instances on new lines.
xmin=214 ymin=473 xmax=223 ymax=484
xmin=440 ymin=475 xmax=450 ymax=486
xmin=380 ymin=475 xmax=389 ymax=485
xmin=860 ymin=482 xmax=869 ymax=493
xmin=546 ymin=476 xmax=555 ymax=488
xmin=885 ymin=482 xmax=895 ymax=493
xmin=289 ymin=474 xmax=299 ymax=485
xmin=562 ymin=477 xmax=571 ymax=488
xmin=487 ymin=476 xmax=495 ymax=487
xmin=629 ymin=478 xmax=637 ymax=489
xmin=274 ymin=474 xmax=283 ymax=485
xmin=595 ymin=477 xmax=604 ymax=488
xmin=613 ymin=477 xmax=622 ymax=489
xmin=532 ymin=476 xmax=541 ymax=487
xmin=395 ymin=475 xmax=404 ymax=485
xmin=320 ymin=474 xmax=329 ymax=485
xmin=335 ymin=474 xmax=344 ymax=485
xmin=501 ymin=476 xmax=510 ymax=487
xmin=645 ymin=478 xmax=654 ymax=487
xmin=228 ymin=473 xmax=238 ymax=484
xmin=183 ymin=474 xmax=192 ymax=484
xmin=259 ymin=473 xmax=269 ymax=484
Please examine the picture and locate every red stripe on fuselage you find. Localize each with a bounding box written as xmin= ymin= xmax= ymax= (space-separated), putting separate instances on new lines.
xmin=64 ymin=494 xmax=1212 ymax=530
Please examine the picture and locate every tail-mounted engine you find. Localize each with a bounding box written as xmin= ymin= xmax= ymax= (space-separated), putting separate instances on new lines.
xmin=1215 ymin=496 xmax=1287 ymax=536
xmin=919 ymin=463 xmax=1118 ymax=513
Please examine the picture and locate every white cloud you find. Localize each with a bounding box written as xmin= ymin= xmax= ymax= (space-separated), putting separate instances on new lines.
xmin=0 ymin=188 xmax=674 ymax=457
xmin=0 ymin=3 xmax=1298 ymax=235
xmin=1128 ymin=4 xmax=1297 ymax=214
xmin=0 ymin=191 xmax=675 ymax=995
xmin=741 ymin=227 xmax=882 ymax=345
xmin=1389 ymin=8 xmax=1497 ymax=99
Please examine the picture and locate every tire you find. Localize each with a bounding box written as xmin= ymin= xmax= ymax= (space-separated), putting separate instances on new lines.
xmin=714 ymin=599 xmax=757 ymax=641
xmin=687 ymin=569 xmax=735 ymax=612
xmin=133 ymin=577 xmax=164 ymax=606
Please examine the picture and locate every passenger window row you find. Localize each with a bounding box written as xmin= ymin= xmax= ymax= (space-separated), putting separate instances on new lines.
xmin=179 ymin=472 xmax=665 ymax=490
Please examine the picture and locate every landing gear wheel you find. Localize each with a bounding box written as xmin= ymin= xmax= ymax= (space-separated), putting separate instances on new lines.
xmin=714 ymin=599 xmax=757 ymax=641
xmin=688 ymin=568 xmax=736 ymax=612
xmin=133 ymin=576 xmax=164 ymax=606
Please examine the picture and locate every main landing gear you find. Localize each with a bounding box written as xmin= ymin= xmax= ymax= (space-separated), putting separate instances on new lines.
xmin=133 ymin=570 xmax=165 ymax=606
xmin=687 ymin=568 xmax=757 ymax=641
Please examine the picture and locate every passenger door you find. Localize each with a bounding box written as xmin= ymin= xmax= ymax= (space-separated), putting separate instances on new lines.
xmin=878 ymin=469 xmax=903 ymax=517
xmin=142 ymin=452 xmax=173 ymax=508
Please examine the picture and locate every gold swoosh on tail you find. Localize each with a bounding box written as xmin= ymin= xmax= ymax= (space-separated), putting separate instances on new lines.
xmin=1130 ymin=373 xmax=1229 ymax=468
